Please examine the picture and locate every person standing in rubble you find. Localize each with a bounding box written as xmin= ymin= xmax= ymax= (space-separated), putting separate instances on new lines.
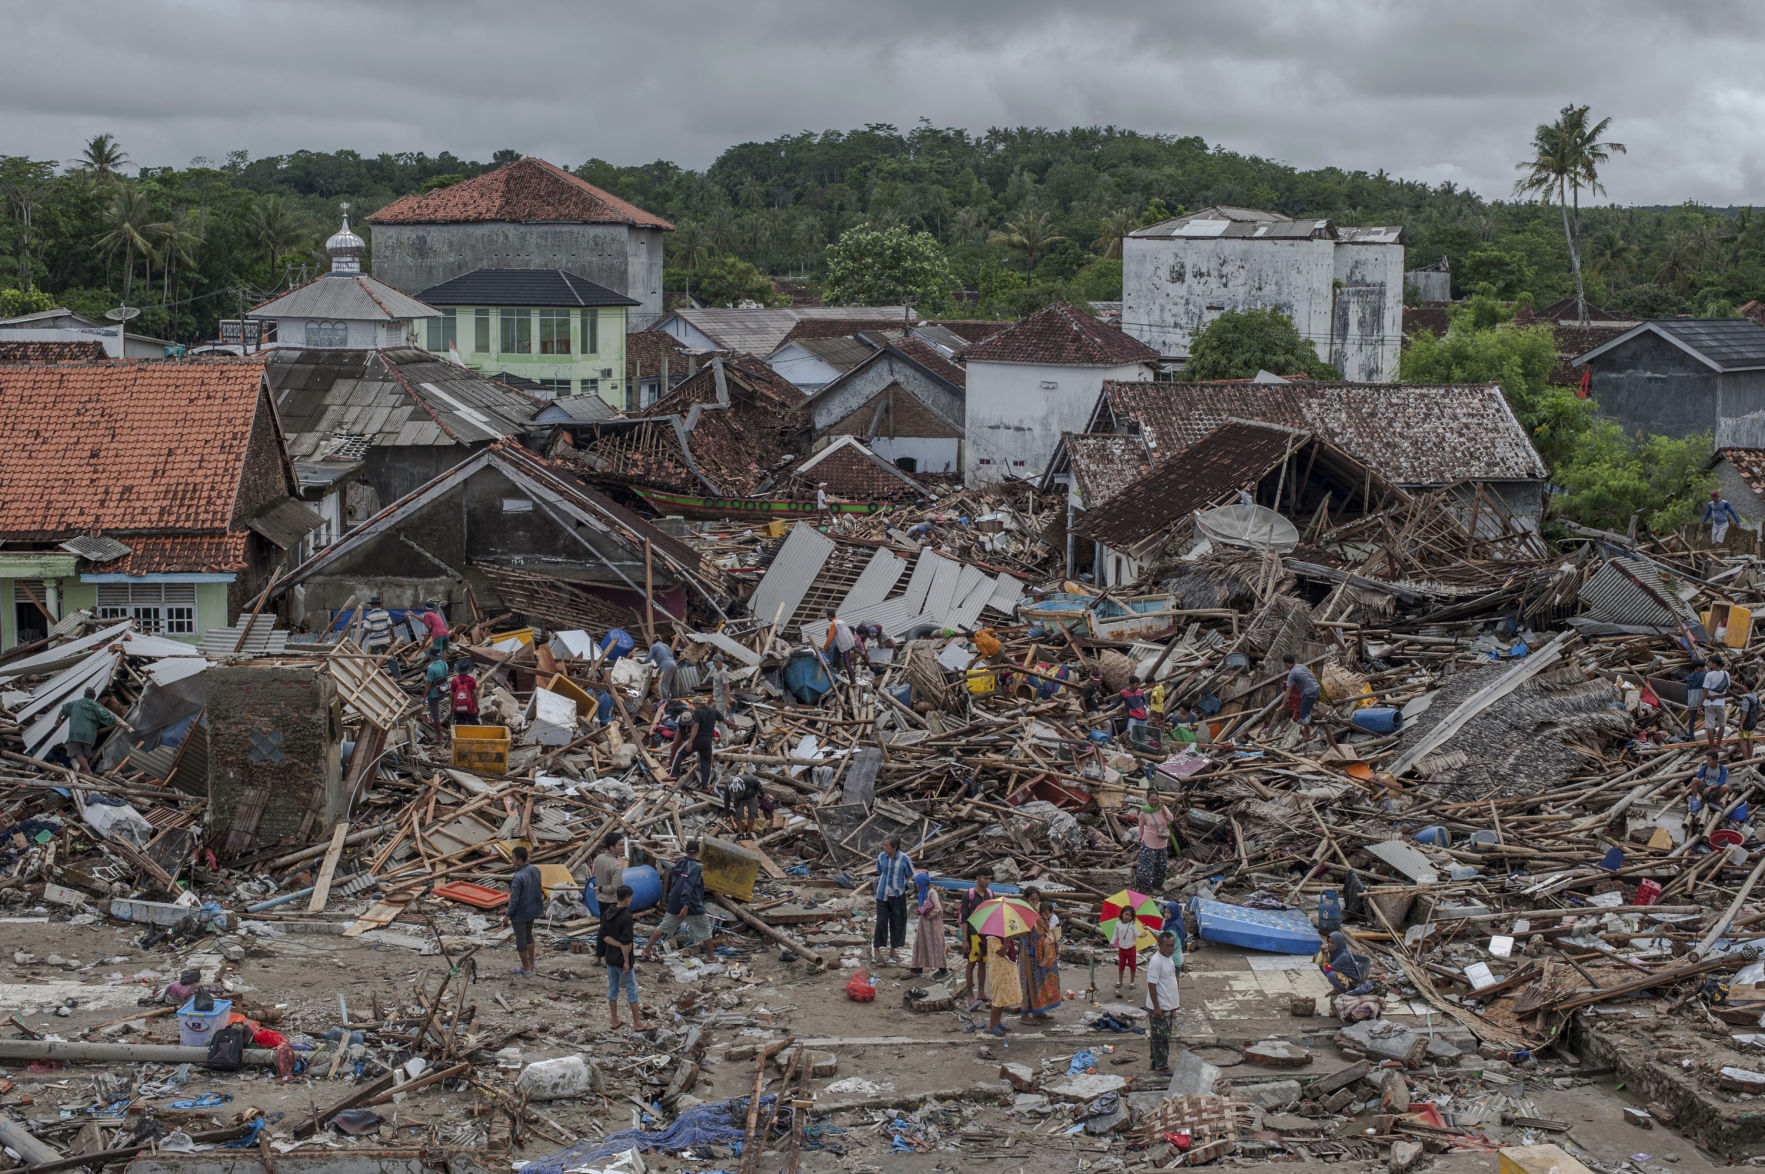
xmin=1685 ymin=659 xmax=1707 ymax=740
xmin=1134 ymin=789 xmax=1174 ymax=894
xmin=449 ymin=662 xmax=480 ymax=724
xmin=648 ymin=638 xmax=679 ymax=703
xmin=673 ymin=693 xmax=724 ymax=790
xmin=1118 ymin=677 xmax=1151 ymax=747
xmin=423 ymin=652 xmax=450 ymax=735
xmin=1281 ymin=653 xmax=1336 ymax=748
xmin=59 ymin=686 xmax=131 ymax=773
xmin=643 ymin=840 xmax=714 ymax=962
xmin=1740 ymin=680 xmax=1761 ymax=760
xmin=1145 ymin=930 xmax=1182 ymax=1077
xmin=1017 ymin=887 xmax=1061 ymax=1025
xmin=503 ymin=845 xmax=543 ymax=977
xmin=591 ymin=834 xmax=625 ymax=907
xmin=959 ymin=866 xmax=994 ymax=1011
xmin=598 ymin=884 xmax=648 ymax=1033
xmin=1703 ymin=654 xmax=1733 ymax=750
xmin=909 ymin=869 xmax=948 ymax=977
xmin=1704 ymin=490 xmax=1742 ymax=545
xmin=362 ymin=596 xmax=393 ymax=648
xmin=873 ymin=835 xmax=913 ymax=966
xmin=824 ymin=607 xmax=859 ymax=685
xmin=724 ymin=771 xmax=763 ymax=837
xmin=707 ymin=652 xmax=732 ymax=715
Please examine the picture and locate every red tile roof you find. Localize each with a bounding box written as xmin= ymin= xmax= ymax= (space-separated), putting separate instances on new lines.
xmin=930 ymin=319 xmax=1011 ymax=344
xmin=91 ymin=533 xmax=251 ymax=575
xmin=0 ymin=359 xmax=268 ymax=539
xmin=625 ymin=330 xmax=701 ymax=383
xmin=1719 ymin=448 xmax=1765 ymax=499
xmin=0 ymin=340 xmax=107 ymax=362
xmin=960 ymin=302 xmax=1160 ymax=366
xmin=367 ymin=158 xmax=672 ymax=230
xmin=889 ymin=336 xmax=966 ymax=390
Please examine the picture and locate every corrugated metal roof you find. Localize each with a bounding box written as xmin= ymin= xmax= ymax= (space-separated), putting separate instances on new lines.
xmin=842 ymin=547 xmax=908 ymax=612
xmin=58 ymin=535 xmax=132 ymax=562
xmin=1578 ymin=555 xmax=1700 ymax=630
xmin=748 ymin=523 xmax=835 ymax=629
xmin=682 ymin=630 xmax=763 ymax=667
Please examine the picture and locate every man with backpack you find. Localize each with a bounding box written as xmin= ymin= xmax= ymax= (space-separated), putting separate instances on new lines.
xmin=725 ymin=772 xmax=763 ymax=837
xmin=449 ymin=662 xmax=480 ymax=724
xmin=642 ymin=840 xmax=714 ymax=962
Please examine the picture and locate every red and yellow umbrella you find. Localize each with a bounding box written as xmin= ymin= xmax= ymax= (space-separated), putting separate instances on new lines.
xmin=965 ymin=895 xmax=1040 ymax=939
xmin=1099 ymin=889 xmax=1165 ymax=950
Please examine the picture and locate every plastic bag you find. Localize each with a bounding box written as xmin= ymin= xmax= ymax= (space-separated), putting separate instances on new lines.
xmin=845 ymin=968 xmax=876 ymax=1003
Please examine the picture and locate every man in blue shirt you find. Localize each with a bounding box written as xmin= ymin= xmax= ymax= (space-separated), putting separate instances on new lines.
xmin=643 ymin=841 xmax=714 ymax=961
xmin=1704 ymin=491 xmax=1743 ymax=545
xmin=873 ymin=836 xmax=913 ymax=966
xmin=649 ymin=639 xmax=679 ymax=703
xmin=1689 ymin=749 xmax=1728 ymax=812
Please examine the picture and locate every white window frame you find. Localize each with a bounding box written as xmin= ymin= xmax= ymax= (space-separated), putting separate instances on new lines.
xmin=96 ymin=583 xmax=197 ymax=635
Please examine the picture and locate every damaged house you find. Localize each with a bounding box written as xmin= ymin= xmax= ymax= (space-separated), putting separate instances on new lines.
xmin=800 ymin=336 xmax=968 ymax=477
xmin=0 ymin=358 xmax=315 ymax=649
xmin=1068 ymin=421 xmax=1407 ymax=587
xmin=279 ymin=442 xmax=723 ymax=635
xmin=551 ymin=355 xmax=813 ymax=517
xmin=1056 ymin=379 xmax=1549 ymax=535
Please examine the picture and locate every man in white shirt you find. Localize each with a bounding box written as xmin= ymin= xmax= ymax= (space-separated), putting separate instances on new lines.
xmin=1145 ymin=930 xmax=1182 ymax=1077
xmin=824 ymin=607 xmax=858 ymax=685
xmin=1704 ymin=653 xmax=1732 ymax=751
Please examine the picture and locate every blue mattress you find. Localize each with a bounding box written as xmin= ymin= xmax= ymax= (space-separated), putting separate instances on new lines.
xmin=1190 ymin=898 xmax=1320 ymax=954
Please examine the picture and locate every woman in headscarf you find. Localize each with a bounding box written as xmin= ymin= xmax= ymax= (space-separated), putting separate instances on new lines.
xmin=909 ymin=870 xmax=947 ymax=976
xmin=985 ymin=935 xmax=1022 ymax=1035
xmin=1017 ymin=887 xmax=1062 ymax=1024
xmin=1134 ymin=791 xmax=1173 ymax=895
xmin=1321 ymin=930 xmax=1371 ymax=993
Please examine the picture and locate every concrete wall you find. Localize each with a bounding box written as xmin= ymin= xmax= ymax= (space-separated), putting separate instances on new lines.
xmin=807 ymin=353 xmax=963 ymax=438
xmin=1588 ymin=335 xmax=1719 ymax=441
xmin=963 ymin=360 xmax=1153 ymax=485
xmin=1332 ymin=242 xmax=1404 ymax=382
xmin=767 ymin=345 xmax=847 ymax=393
xmin=362 ymin=442 xmax=480 ymax=512
xmin=1407 ymin=269 xmax=1451 ymax=302
xmin=270 ymin=316 xmax=416 ymax=350
xmin=1715 ymin=372 xmax=1765 ymax=448
xmin=204 ymin=664 xmax=343 ymax=855
xmin=370 ymin=222 xmax=665 ymax=328
xmin=1122 ymin=234 xmax=1402 ymax=380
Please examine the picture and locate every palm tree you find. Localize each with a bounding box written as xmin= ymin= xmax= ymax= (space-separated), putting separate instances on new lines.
xmin=80 ymin=133 xmax=130 ymax=182
xmin=949 ymin=206 xmax=987 ymax=246
xmin=1583 ymin=224 xmax=1638 ymax=288
xmin=96 ymin=185 xmax=169 ymax=300
xmin=159 ymin=209 xmax=205 ymax=330
xmin=245 ymin=195 xmax=306 ymax=274
xmin=990 ymin=208 xmax=1065 ymax=274
xmin=668 ymin=222 xmax=709 ymax=273
xmin=1515 ymin=105 xmax=1624 ymax=324
xmin=1093 ymin=208 xmax=1138 ymax=260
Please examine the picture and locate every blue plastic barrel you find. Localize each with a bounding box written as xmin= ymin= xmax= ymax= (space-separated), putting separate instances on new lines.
xmin=1414 ymin=825 xmax=1452 ymax=847
xmin=600 ymin=629 xmax=636 ymax=663
xmin=1349 ymin=707 xmax=1403 ymax=734
xmin=887 ymin=684 xmax=914 ymax=708
xmin=590 ymin=689 xmax=615 ymax=725
xmin=583 ymin=864 xmax=663 ymax=917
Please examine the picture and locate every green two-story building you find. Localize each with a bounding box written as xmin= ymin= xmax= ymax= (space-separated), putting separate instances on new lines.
xmin=418 ymin=269 xmax=637 ymax=408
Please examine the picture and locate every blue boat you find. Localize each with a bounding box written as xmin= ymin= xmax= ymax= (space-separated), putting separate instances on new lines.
xmin=781 ymin=649 xmax=833 ymax=704
xmin=1190 ymin=898 xmax=1320 ymax=954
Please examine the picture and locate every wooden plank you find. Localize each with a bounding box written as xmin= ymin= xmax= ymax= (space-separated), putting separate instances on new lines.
xmin=307 ymin=821 xmax=351 ymax=913
xmin=342 ymin=897 xmax=408 ymax=938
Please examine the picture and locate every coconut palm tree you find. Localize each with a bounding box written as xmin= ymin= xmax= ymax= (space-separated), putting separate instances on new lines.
xmin=96 ymin=185 xmax=169 ymax=300
xmin=1515 ymin=105 xmax=1624 ymax=324
xmin=1093 ymin=208 xmax=1138 ymax=260
xmin=244 ymin=195 xmax=306 ymax=274
xmin=1583 ymin=224 xmax=1638 ymax=288
xmin=0 ymin=157 xmax=56 ymax=289
xmin=949 ymin=206 xmax=987 ymax=247
xmin=80 ymin=133 xmax=130 ymax=181
xmin=990 ymin=208 xmax=1065 ymax=274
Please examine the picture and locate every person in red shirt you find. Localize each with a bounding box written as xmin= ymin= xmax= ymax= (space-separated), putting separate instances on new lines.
xmin=449 ymin=662 xmax=480 ymax=723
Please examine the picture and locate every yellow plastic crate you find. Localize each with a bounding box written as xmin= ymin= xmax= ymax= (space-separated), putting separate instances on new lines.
xmin=451 ymin=724 xmax=511 ymax=774
xmin=700 ymin=837 xmax=760 ymax=902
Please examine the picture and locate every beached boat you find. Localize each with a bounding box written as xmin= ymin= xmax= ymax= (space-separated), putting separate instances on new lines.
xmin=632 ymin=487 xmax=887 ymax=520
xmin=1019 ymin=591 xmax=1177 ymax=639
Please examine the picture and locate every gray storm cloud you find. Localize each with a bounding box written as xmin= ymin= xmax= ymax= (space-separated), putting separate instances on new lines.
xmin=4 ymin=0 xmax=1761 ymax=205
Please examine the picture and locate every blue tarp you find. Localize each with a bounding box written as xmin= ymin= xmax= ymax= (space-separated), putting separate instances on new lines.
xmin=518 ymin=1096 xmax=771 ymax=1173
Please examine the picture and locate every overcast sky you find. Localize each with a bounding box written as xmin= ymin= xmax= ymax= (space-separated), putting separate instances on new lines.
xmin=8 ymin=0 xmax=1762 ymax=206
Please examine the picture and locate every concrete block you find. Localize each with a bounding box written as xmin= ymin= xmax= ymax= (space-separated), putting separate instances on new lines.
xmin=1379 ymin=1068 xmax=1411 ymax=1112
xmin=1000 ymin=1062 xmax=1037 ymax=1092
xmin=1245 ymin=1040 xmax=1311 ymax=1068
xmin=1623 ymin=1107 xmax=1653 ymax=1128
xmin=1166 ymin=1049 xmax=1222 ymax=1097
xmin=1290 ymin=996 xmax=1316 ymax=1017
xmin=1323 ymin=1087 xmax=1357 ymax=1114
xmin=1307 ymin=1059 xmax=1369 ymax=1095
xmin=1241 ymin=1079 xmax=1303 ymax=1110
xmin=1339 ymin=1019 xmax=1425 ymax=1066
xmin=1389 ymin=1139 xmax=1423 ymax=1173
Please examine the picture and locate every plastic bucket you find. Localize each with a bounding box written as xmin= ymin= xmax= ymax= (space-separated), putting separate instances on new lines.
xmin=178 ymin=998 xmax=232 ymax=1048
xmin=1712 ymin=828 xmax=1746 ymax=851
xmin=1349 ymin=707 xmax=1403 ymax=734
xmin=583 ymin=865 xmax=663 ymax=917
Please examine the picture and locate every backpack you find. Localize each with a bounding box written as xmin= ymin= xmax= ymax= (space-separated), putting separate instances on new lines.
xmin=206 ymin=1024 xmax=247 ymax=1071
xmin=1126 ymin=692 xmax=1149 ymax=721
xmin=450 ymin=676 xmax=476 ymax=714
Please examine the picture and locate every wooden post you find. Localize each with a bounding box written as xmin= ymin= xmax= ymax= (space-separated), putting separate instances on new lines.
xmin=642 ymin=538 xmax=657 ymax=644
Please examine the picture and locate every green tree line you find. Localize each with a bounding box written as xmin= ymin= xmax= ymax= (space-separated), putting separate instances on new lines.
xmin=7 ymin=120 xmax=1765 ymax=339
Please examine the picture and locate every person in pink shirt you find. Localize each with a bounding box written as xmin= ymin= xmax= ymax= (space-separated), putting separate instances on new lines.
xmin=1134 ymin=789 xmax=1173 ymax=894
xmin=418 ymin=604 xmax=450 ymax=654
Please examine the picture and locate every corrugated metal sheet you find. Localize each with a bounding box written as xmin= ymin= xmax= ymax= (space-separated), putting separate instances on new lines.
xmin=683 ymin=631 xmax=763 ymax=667
xmin=197 ymin=616 xmax=289 ymax=657
xmin=922 ymin=554 xmax=960 ymax=620
xmin=844 ymin=595 xmax=920 ymax=638
xmin=897 ymin=549 xmax=938 ymax=615
xmin=842 ymin=547 xmax=907 ymax=612
xmin=987 ymin=571 xmax=1025 ymax=614
xmin=1579 ymin=556 xmax=1697 ymax=630
xmin=747 ymin=523 xmax=835 ymax=629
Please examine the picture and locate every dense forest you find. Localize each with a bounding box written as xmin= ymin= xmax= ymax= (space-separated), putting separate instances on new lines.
xmin=1 ymin=121 xmax=1760 ymax=342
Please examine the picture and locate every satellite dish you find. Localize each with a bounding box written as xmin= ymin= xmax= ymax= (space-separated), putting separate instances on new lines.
xmin=1195 ymin=502 xmax=1299 ymax=553
xmin=105 ymin=306 xmax=141 ymax=323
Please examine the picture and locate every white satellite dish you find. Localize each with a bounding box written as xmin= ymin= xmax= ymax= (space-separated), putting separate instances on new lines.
xmin=104 ymin=305 xmax=141 ymax=323
xmin=1195 ymin=502 xmax=1299 ymax=553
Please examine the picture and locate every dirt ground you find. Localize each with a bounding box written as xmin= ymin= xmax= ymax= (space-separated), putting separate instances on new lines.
xmin=0 ymin=902 xmax=1752 ymax=1173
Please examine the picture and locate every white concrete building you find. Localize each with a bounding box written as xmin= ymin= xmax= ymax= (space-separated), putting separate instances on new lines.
xmin=959 ymin=302 xmax=1158 ymax=485
xmin=1122 ymin=206 xmax=1403 ymax=382
xmin=249 ymin=206 xmax=438 ymax=350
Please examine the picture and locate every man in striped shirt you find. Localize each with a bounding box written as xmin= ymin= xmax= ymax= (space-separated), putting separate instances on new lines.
xmin=873 ymin=836 xmax=913 ymax=966
xmin=363 ymin=598 xmax=396 ymax=679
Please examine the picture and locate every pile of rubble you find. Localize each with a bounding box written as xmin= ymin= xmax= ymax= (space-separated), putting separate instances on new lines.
xmin=9 ymin=473 xmax=1765 ymax=1172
